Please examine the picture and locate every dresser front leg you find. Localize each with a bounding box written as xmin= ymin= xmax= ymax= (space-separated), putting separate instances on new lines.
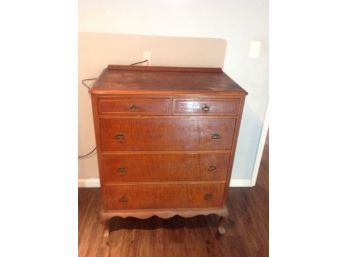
xmin=102 ymin=222 xmax=110 ymax=246
xmin=100 ymin=212 xmax=110 ymax=246
xmin=218 ymin=216 xmax=227 ymax=235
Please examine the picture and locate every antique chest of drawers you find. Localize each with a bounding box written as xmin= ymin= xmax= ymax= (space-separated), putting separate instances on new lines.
xmin=90 ymin=65 xmax=247 ymax=238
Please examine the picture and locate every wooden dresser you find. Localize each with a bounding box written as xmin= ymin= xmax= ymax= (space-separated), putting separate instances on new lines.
xmin=90 ymin=65 xmax=247 ymax=240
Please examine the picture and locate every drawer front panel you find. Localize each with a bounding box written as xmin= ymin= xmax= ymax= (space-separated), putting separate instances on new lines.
xmin=99 ymin=117 xmax=236 ymax=151
xmin=173 ymin=98 xmax=241 ymax=115
xmin=101 ymin=152 xmax=230 ymax=183
xmin=103 ymin=182 xmax=225 ymax=210
xmin=98 ymin=98 xmax=170 ymax=115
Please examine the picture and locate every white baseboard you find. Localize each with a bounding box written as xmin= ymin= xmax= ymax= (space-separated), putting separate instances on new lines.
xmin=78 ymin=178 xmax=100 ymax=187
xmin=78 ymin=178 xmax=252 ymax=188
xmin=229 ymin=179 xmax=252 ymax=187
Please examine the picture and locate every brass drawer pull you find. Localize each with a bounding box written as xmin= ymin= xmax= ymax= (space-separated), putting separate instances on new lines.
xmin=117 ymin=166 xmax=127 ymax=175
xmin=115 ymin=133 xmax=126 ymax=143
xmin=119 ymin=195 xmax=128 ymax=203
xmin=201 ymin=104 xmax=210 ymax=112
xmin=208 ymin=165 xmax=217 ymax=172
xmin=204 ymin=193 xmax=213 ymax=200
xmin=129 ymin=104 xmax=138 ymax=111
xmin=211 ymin=133 xmax=221 ymax=140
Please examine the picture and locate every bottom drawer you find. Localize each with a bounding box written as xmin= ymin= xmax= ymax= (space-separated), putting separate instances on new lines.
xmin=103 ymin=182 xmax=225 ymax=210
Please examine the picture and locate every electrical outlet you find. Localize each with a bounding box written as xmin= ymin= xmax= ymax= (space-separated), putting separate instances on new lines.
xmin=248 ymin=41 xmax=261 ymax=59
xmin=142 ymin=51 xmax=151 ymax=65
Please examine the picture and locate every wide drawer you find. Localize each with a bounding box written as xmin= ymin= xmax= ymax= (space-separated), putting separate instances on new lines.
xmin=103 ymin=182 xmax=225 ymax=210
xmin=173 ymin=98 xmax=241 ymax=115
xmin=101 ymin=152 xmax=230 ymax=183
xmin=99 ymin=117 xmax=236 ymax=151
xmin=97 ymin=97 xmax=170 ymax=115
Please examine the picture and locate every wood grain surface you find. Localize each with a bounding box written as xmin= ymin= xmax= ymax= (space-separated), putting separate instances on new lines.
xmin=102 ymin=182 xmax=225 ymax=210
xmin=173 ymin=98 xmax=241 ymax=115
xmin=101 ymin=152 xmax=230 ymax=183
xmin=78 ymin=139 xmax=268 ymax=257
xmin=99 ymin=116 xmax=236 ymax=151
xmin=90 ymin=66 xmax=247 ymax=95
xmin=89 ymin=66 xmax=248 ymax=241
xmin=98 ymin=98 xmax=170 ymax=115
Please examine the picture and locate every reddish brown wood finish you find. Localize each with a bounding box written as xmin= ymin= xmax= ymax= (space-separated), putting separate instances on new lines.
xmin=173 ymin=98 xmax=241 ymax=116
xmin=78 ymin=145 xmax=268 ymax=257
xmin=101 ymin=152 xmax=230 ymax=183
xmin=90 ymin=65 xmax=247 ymax=236
xmin=100 ymin=205 xmax=228 ymax=221
xmin=99 ymin=117 xmax=236 ymax=151
xmin=103 ymin=182 xmax=225 ymax=210
xmin=107 ymin=65 xmax=223 ymax=73
xmin=98 ymin=98 xmax=170 ymax=115
xmin=90 ymin=65 xmax=247 ymax=95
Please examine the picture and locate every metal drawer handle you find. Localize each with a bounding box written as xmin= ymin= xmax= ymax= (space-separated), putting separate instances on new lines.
xmin=119 ymin=195 xmax=128 ymax=203
xmin=117 ymin=166 xmax=127 ymax=175
xmin=208 ymin=165 xmax=217 ymax=172
xmin=129 ymin=104 xmax=138 ymax=111
xmin=201 ymin=104 xmax=210 ymax=112
xmin=204 ymin=193 xmax=213 ymax=200
xmin=211 ymin=133 xmax=221 ymax=140
xmin=115 ymin=133 xmax=126 ymax=143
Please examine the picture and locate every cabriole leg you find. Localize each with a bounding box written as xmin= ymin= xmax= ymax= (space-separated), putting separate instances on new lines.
xmin=100 ymin=212 xmax=110 ymax=246
xmin=102 ymin=222 xmax=110 ymax=246
xmin=218 ymin=216 xmax=227 ymax=235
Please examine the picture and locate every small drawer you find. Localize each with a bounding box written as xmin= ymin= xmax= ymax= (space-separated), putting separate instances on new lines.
xmin=103 ymin=182 xmax=225 ymax=210
xmin=173 ymin=98 xmax=241 ymax=115
xmin=97 ymin=98 xmax=170 ymax=115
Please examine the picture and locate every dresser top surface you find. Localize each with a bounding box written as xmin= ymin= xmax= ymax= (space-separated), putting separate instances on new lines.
xmin=90 ymin=65 xmax=247 ymax=95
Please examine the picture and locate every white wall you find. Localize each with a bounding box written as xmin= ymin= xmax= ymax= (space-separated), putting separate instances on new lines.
xmin=78 ymin=0 xmax=268 ymax=182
